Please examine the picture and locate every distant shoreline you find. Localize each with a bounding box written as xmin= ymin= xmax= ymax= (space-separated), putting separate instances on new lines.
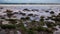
xmin=0 ymin=3 xmax=60 ymax=5
xmin=0 ymin=3 xmax=60 ymax=6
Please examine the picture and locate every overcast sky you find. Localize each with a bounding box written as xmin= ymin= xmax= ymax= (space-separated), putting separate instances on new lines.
xmin=0 ymin=0 xmax=60 ymax=3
